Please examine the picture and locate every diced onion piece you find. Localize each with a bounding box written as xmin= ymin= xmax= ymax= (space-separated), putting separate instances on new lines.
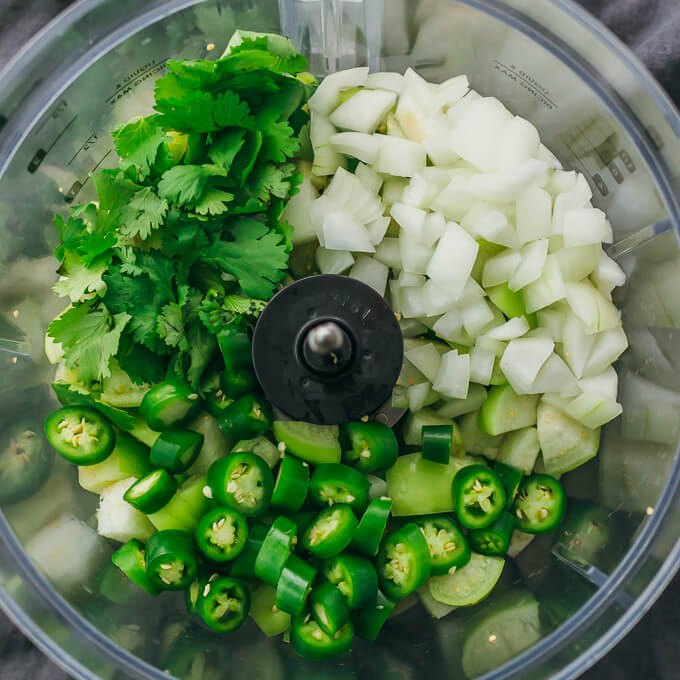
xmin=356 ymin=163 xmax=384 ymax=194
xmin=593 ymin=252 xmax=626 ymax=295
xmin=469 ymin=345 xmax=495 ymax=385
xmin=402 ymin=174 xmax=437 ymax=209
xmin=460 ymin=298 xmax=494 ymax=336
xmin=427 ymin=222 xmax=479 ymax=300
xmin=330 ymin=132 xmax=381 ymax=164
xmin=374 ymin=238 xmax=401 ymax=269
xmin=284 ymin=175 xmax=319 ymax=244
xmin=437 ymin=383 xmax=487 ymax=419
xmin=465 ymin=159 xmax=549 ymax=203
xmin=536 ymin=308 xmax=566 ymax=342
xmin=408 ymin=383 xmax=434 ymax=413
xmin=309 ymin=67 xmax=369 ymax=114
xmin=561 ymin=313 xmax=596 ymax=378
xmin=398 ymin=272 xmax=426 ymax=287
xmin=330 ymin=89 xmax=398 ymax=134
xmin=551 ymin=174 xmax=592 ymax=234
xmin=395 ymin=92 xmax=430 ymax=143
xmin=582 ymin=327 xmax=629 ymax=377
xmin=537 ymin=143 xmax=562 ymax=170
xmin=405 ymin=343 xmax=442 ymax=383
xmin=528 ymin=353 xmax=578 ymax=395
xmin=316 ymin=247 xmax=354 ymax=274
xmin=311 ymin=114 xmax=345 ymax=176
xmin=391 ymin=202 xmax=427 ymax=239
xmin=322 ymin=212 xmax=375 ymax=252
xmin=382 ymin=178 xmax=409 ymax=206
xmin=562 ymin=208 xmax=608 ymax=247
xmin=516 ymin=186 xmax=552 ymax=243
xmin=496 ymin=116 xmax=540 ymax=170
xmin=500 ymin=337 xmax=555 ymax=394
xmin=403 ymin=68 xmax=437 ymax=111
xmin=476 ymin=335 xmax=506 ymax=357
xmin=483 ymin=316 xmax=529 ymax=341
xmin=423 ymin=116 xmax=461 ymax=166
xmin=433 ymin=311 xmax=463 ymax=342
xmin=422 ymin=280 xmax=458 ymax=316
xmin=422 ymin=211 xmax=447 ymax=247
xmin=546 ymin=170 xmax=577 ymax=198
xmin=449 ymin=97 xmax=513 ymax=171
xmin=564 ymin=281 xmax=621 ymax=334
xmin=482 ymin=250 xmax=522 ymax=288
xmin=433 ymin=350 xmax=470 ymax=399
xmin=541 ymin=392 xmax=575 ymax=412
xmin=98 ymin=478 xmax=154 ymax=543
xmin=458 ymin=277 xmax=486 ymax=304
xmin=430 ymin=176 xmax=477 ymax=222
xmin=508 ymin=238 xmax=549 ymax=291
xmin=366 ymin=71 xmax=404 ymax=93
xmin=578 ymin=367 xmax=618 ymax=401
xmin=461 ymin=205 xmax=508 ymax=242
xmin=446 ymin=90 xmax=482 ymax=126
xmin=434 ymin=75 xmax=469 ymax=109
xmin=400 ymin=234 xmax=432 ymax=274
xmin=565 ymin=393 xmax=622 ymax=428
xmin=400 ymin=286 xmax=428 ymax=318
xmin=366 ymin=215 xmax=391 ymax=245
xmin=553 ymin=245 xmax=601 ymax=282
xmin=522 ymin=254 xmax=566 ymax=313
xmin=349 ymin=255 xmax=389 ymax=296
xmin=373 ymin=135 xmax=427 ymax=177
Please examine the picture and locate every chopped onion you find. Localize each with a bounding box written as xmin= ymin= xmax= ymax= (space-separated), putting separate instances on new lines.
xmin=522 ymin=254 xmax=566 ymax=313
xmin=536 ymin=308 xmax=566 ymax=342
xmin=422 ymin=211 xmax=448 ymax=247
xmin=316 ymin=247 xmax=355 ymax=274
xmin=400 ymin=286 xmax=428 ymax=318
xmin=400 ymin=234 xmax=432 ymax=274
xmin=553 ymin=244 xmax=601 ymax=282
xmin=593 ymin=252 xmax=626 ymax=295
xmin=330 ymin=132 xmax=381 ymax=164
xmin=349 ymin=255 xmax=389 ymax=296
xmin=508 ymin=238 xmax=548 ymax=291
xmin=374 ymin=238 xmax=402 ymax=269
xmin=433 ymin=311 xmax=463 ymax=342
xmin=398 ymin=272 xmax=426 ymax=287
xmin=496 ymin=116 xmax=540 ymax=170
xmin=562 ymin=208 xmax=608 ymax=248
xmin=582 ymin=327 xmax=629 ymax=377
xmin=465 ymin=159 xmax=549 ymax=203
xmin=322 ymin=212 xmax=375 ymax=253
xmin=434 ymin=74 xmax=469 ymax=109
xmin=356 ymin=163 xmax=384 ymax=194
xmin=564 ymin=281 xmax=621 ymax=334
xmin=330 ymin=89 xmax=398 ymax=134
xmin=373 ymin=135 xmax=427 ymax=177
xmin=405 ymin=343 xmax=442 ymax=383
xmin=483 ymin=316 xmax=529 ymax=341
xmin=528 ymin=353 xmax=578 ymax=395
xmin=500 ymin=337 xmax=554 ymax=394
xmin=482 ymin=250 xmax=522 ymax=288
xmin=469 ymin=345 xmax=495 ymax=384
xmin=433 ymin=350 xmax=470 ymax=399
xmin=309 ymin=67 xmax=369 ymax=115
xmin=560 ymin=313 xmax=595 ymax=378
xmin=551 ymin=174 xmax=592 ymax=234
xmin=516 ymin=186 xmax=552 ymax=243
xmin=402 ymin=174 xmax=437 ymax=209
xmin=460 ymin=298 xmax=495 ymax=336
xmin=566 ymin=393 xmax=622 ymax=428
xmin=366 ymin=215 xmax=391 ymax=246
xmin=578 ymin=367 xmax=618 ymax=401
xmin=426 ymin=222 xmax=479 ymax=299
xmin=284 ymin=174 xmax=319 ymax=244
xmin=366 ymin=71 xmax=404 ymax=93
xmin=391 ymin=202 xmax=427 ymax=239
xmin=430 ymin=176 xmax=477 ymax=222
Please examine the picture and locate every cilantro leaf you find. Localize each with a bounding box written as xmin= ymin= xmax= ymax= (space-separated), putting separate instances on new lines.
xmin=186 ymin=320 xmax=217 ymax=388
xmin=119 ymin=187 xmax=168 ymax=240
xmin=48 ymin=303 xmax=130 ymax=383
xmin=207 ymin=128 xmax=247 ymax=172
xmin=155 ymin=90 xmax=250 ymax=134
xmin=116 ymin=333 xmax=168 ymax=384
xmin=157 ymin=301 xmax=188 ymax=351
xmin=53 ymin=253 xmax=107 ymax=302
xmin=193 ymin=188 xmax=234 ymax=216
xmin=157 ymin=165 xmax=225 ymax=206
xmin=112 ymin=116 xmax=167 ymax=180
xmin=256 ymin=110 xmax=299 ymax=163
xmin=161 ymin=215 xmax=210 ymax=259
xmin=202 ymin=218 xmax=288 ymax=298
xmin=246 ymin=162 xmax=297 ymax=203
xmin=198 ymin=291 xmax=266 ymax=333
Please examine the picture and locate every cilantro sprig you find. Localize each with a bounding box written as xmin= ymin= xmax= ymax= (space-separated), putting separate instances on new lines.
xmin=48 ymin=33 xmax=312 ymax=387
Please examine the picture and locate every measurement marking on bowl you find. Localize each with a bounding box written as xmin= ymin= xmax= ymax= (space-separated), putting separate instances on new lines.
xmin=68 ymin=133 xmax=100 ymax=166
xmin=493 ymin=60 xmax=556 ymax=110
xmin=105 ymin=58 xmax=170 ymax=105
xmin=27 ymin=114 xmax=79 ymax=174
xmin=64 ymin=148 xmax=113 ymax=202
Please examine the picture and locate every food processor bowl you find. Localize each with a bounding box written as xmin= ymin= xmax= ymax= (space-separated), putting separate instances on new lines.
xmin=1 ymin=1 xmax=680 ymax=678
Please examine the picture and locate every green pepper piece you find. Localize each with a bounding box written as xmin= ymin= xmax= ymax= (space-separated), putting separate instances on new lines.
xmin=195 ymin=507 xmax=248 ymax=563
xmin=272 ymin=420 xmax=341 ymax=464
xmin=302 ymin=504 xmax=358 ymax=558
xmin=341 ymin=422 xmax=398 ymax=473
xmin=250 ymin=583 xmax=292 ymax=636
xmin=276 ymin=555 xmax=317 ymax=617
xmin=140 ymin=380 xmax=200 ymax=431
xmin=271 ymin=454 xmax=310 ymax=512
xmin=124 ymin=468 xmax=178 ymax=514
xmin=413 ymin=515 xmax=471 ymax=575
xmin=468 ymin=512 xmax=515 ymax=556
xmin=0 ymin=422 xmax=53 ymax=505
xmin=322 ymin=554 xmax=378 ymax=611
xmin=147 ymin=474 xmax=209 ymax=532
xmin=452 ymin=464 xmax=507 ymax=530
xmin=309 ymin=463 xmax=369 ymax=511
xmin=493 ymin=461 xmax=524 ymax=507
xmin=254 ymin=516 xmax=298 ymax=586
xmin=310 ymin=581 xmax=349 ymax=636
xmin=44 ymin=406 xmax=115 ymax=465
xmin=351 ymin=497 xmax=392 ymax=557
xmin=97 ymin=559 xmax=146 ymax=605
xmin=111 ymin=540 xmax=160 ymax=595
xmin=198 ymin=576 xmax=250 ymax=633
xmin=203 ymin=388 xmax=234 ymax=419
xmin=145 ymin=530 xmax=198 ymax=591
xmin=513 ymin=474 xmax=566 ymax=534
xmin=217 ymin=328 xmax=257 ymax=398
xmin=352 ymin=590 xmax=395 ymax=641
xmin=230 ymin=523 xmax=268 ymax=579
xmin=218 ymin=394 xmax=272 ymax=440
xmin=232 ymin=436 xmax=280 ymax=469
xmin=149 ymin=428 xmax=204 ymax=474
xmin=376 ymin=523 xmax=431 ymax=600
xmin=207 ymin=452 xmax=274 ymax=517
xmin=421 ymin=425 xmax=454 ymax=464
xmin=290 ymin=616 xmax=353 ymax=660
xmin=185 ymin=570 xmax=211 ymax=616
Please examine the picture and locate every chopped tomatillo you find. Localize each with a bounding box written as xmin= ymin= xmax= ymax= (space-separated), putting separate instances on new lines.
xmin=195 ymin=507 xmax=249 ymax=562
xmin=207 ymin=452 xmax=274 ymax=517
xmin=45 ymin=406 xmax=115 ymax=465
xmin=513 ymin=474 xmax=566 ymax=534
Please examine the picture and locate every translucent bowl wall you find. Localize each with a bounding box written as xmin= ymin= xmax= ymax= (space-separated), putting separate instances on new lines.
xmin=1 ymin=1 xmax=680 ymax=679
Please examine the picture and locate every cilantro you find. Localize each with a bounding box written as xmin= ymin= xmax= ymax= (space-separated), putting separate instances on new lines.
xmin=112 ymin=116 xmax=167 ymax=180
xmin=246 ymin=163 xmax=297 ymax=203
xmin=157 ymin=301 xmax=188 ymax=351
xmin=48 ymin=303 xmax=130 ymax=383
xmin=157 ymin=164 xmax=225 ymax=206
xmin=199 ymin=291 xmax=267 ymax=333
xmin=207 ymin=128 xmax=247 ymax=172
xmin=186 ymin=321 xmax=218 ymax=388
xmin=53 ymin=253 xmax=107 ymax=302
xmin=119 ymin=187 xmax=168 ymax=240
xmin=202 ymin=218 xmax=288 ymax=299
xmin=193 ymin=188 xmax=234 ymax=216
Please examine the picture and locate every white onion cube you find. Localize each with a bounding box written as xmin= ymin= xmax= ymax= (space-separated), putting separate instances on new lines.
xmin=400 ymin=286 xmax=428 ymax=318
xmin=400 ymin=234 xmax=432 ymax=274
xmin=461 ymin=298 xmax=495 ymax=336
xmin=500 ymin=337 xmax=554 ymax=394
xmin=562 ymin=208 xmax=608 ymax=248
xmin=330 ymin=89 xmax=397 ymax=134
xmin=405 ymin=343 xmax=442 ymax=383
xmin=309 ymin=67 xmax=369 ymax=115
xmin=496 ymin=116 xmax=540 ymax=170
xmin=427 ymin=222 xmax=479 ymax=299
xmin=349 ymin=255 xmax=389 ymax=296
xmin=422 ymin=211 xmax=447 ymax=247
xmin=373 ymin=135 xmax=427 ymax=177
xmin=522 ymin=254 xmax=566 ymax=313
xmin=469 ymin=345 xmax=495 ymax=385
xmin=565 ymin=281 xmax=621 ymax=334
xmin=330 ymin=132 xmax=381 ymax=164
xmin=484 ymin=316 xmax=530 ymax=340
xmin=391 ymin=202 xmax=427 ymax=239
xmin=322 ymin=212 xmax=375 ymax=252
xmin=482 ymin=250 xmax=522 ymax=288
xmin=516 ymin=186 xmax=552 ymax=243
xmin=433 ymin=350 xmax=470 ymax=399
xmin=433 ymin=311 xmax=463 ymax=342
xmin=527 ymin=353 xmax=578 ymax=395
xmin=316 ymin=247 xmax=355 ymax=274
xmin=508 ymin=238 xmax=549 ymax=291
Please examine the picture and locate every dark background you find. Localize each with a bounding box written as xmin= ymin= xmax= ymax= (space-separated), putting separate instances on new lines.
xmin=1 ymin=0 xmax=680 ymax=678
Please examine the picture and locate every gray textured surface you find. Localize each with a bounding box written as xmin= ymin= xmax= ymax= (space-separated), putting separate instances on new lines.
xmin=0 ymin=1 xmax=679 ymax=679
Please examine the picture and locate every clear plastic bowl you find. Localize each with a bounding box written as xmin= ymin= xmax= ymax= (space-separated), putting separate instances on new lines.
xmin=1 ymin=1 xmax=680 ymax=679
